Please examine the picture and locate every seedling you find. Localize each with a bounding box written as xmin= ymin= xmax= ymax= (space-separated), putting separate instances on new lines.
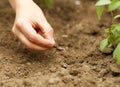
xmin=96 ymin=0 xmax=120 ymax=64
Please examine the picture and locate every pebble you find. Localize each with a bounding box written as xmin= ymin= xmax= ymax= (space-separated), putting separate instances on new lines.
xmin=58 ymin=43 xmax=65 ymax=46
xmin=48 ymin=77 xmax=60 ymax=84
xmin=61 ymin=63 xmax=67 ymax=69
xmin=62 ymin=35 xmax=68 ymax=38
xmin=54 ymin=46 xmax=64 ymax=51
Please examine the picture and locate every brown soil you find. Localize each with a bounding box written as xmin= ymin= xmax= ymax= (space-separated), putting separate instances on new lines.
xmin=0 ymin=0 xmax=120 ymax=87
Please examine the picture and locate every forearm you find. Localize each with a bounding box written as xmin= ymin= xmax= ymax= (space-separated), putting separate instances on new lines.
xmin=8 ymin=0 xmax=55 ymax=50
xmin=8 ymin=0 xmax=33 ymax=13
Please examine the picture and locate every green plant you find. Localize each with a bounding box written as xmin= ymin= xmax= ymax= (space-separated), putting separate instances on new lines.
xmin=34 ymin=0 xmax=54 ymax=7
xmin=96 ymin=0 xmax=120 ymax=64
xmin=40 ymin=0 xmax=55 ymax=7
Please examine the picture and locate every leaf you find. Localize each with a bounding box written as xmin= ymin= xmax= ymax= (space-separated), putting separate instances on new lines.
xmin=108 ymin=0 xmax=120 ymax=11
xmin=100 ymin=38 xmax=108 ymax=51
xmin=111 ymin=24 xmax=120 ymax=35
xmin=95 ymin=0 xmax=111 ymax=6
xmin=114 ymin=15 xmax=120 ymax=19
xmin=113 ymin=43 xmax=120 ymax=65
xmin=97 ymin=6 xmax=104 ymax=20
xmin=42 ymin=0 xmax=54 ymax=7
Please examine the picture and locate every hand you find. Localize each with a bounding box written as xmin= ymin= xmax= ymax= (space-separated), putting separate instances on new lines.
xmin=9 ymin=0 xmax=55 ymax=50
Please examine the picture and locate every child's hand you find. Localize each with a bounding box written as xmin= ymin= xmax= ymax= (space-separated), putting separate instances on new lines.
xmin=9 ymin=0 xmax=55 ymax=50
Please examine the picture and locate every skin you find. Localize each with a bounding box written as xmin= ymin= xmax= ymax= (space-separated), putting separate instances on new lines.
xmin=8 ymin=0 xmax=55 ymax=51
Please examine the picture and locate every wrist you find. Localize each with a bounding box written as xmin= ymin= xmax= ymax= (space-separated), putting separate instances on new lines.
xmin=8 ymin=0 xmax=33 ymax=13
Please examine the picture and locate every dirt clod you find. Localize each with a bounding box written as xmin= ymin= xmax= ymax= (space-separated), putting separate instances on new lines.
xmin=110 ymin=64 xmax=120 ymax=76
xmin=48 ymin=77 xmax=61 ymax=84
xmin=99 ymin=69 xmax=108 ymax=77
xmin=69 ymin=69 xmax=79 ymax=76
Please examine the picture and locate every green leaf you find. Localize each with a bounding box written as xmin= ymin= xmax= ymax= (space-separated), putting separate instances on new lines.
xmin=113 ymin=43 xmax=120 ymax=64
xmin=34 ymin=0 xmax=54 ymax=6
xmin=114 ymin=15 xmax=120 ymax=19
xmin=100 ymin=38 xmax=108 ymax=51
xmin=95 ymin=0 xmax=111 ymax=6
xmin=97 ymin=6 xmax=104 ymax=20
xmin=41 ymin=0 xmax=54 ymax=7
xmin=108 ymin=0 xmax=120 ymax=11
xmin=111 ymin=24 xmax=120 ymax=34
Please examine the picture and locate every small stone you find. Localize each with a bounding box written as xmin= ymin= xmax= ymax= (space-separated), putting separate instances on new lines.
xmin=54 ymin=46 xmax=64 ymax=51
xmin=62 ymin=35 xmax=68 ymax=38
xmin=58 ymin=43 xmax=65 ymax=46
xmin=48 ymin=77 xmax=60 ymax=84
xmin=61 ymin=63 xmax=67 ymax=69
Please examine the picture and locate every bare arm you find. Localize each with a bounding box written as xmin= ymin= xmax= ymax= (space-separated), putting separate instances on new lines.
xmin=8 ymin=0 xmax=55 ymax=51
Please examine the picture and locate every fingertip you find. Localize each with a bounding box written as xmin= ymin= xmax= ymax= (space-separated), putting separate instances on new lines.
xmin=47 ymin=39 xmax=55 ymax=48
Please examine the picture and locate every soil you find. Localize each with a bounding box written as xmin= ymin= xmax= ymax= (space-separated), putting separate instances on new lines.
xmin=0 ymin=0 xmax=120 ymax=87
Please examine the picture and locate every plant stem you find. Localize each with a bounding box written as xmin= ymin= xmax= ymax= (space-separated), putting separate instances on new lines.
xmin=110 ymin=11 xmax=114 ymax=25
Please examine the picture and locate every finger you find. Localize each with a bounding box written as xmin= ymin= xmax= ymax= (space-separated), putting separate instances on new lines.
xmin=12 ymin=27 xmax=49 ymax=51
xmin=36 ymin=21 xmax=55 ymax=42
xmin=16 ymin=20 xmax=55 ymax=48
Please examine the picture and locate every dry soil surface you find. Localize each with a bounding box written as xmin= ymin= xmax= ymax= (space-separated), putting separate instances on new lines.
xmin=0 ymin=0 xmax=120 ymax=87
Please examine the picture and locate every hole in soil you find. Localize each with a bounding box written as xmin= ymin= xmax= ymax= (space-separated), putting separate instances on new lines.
xmin=98 ymin=24 xmax=105 ymax=28
xmin=90 ymin=31 xmax=99 ymax=36
xmin=86 ymin=31 xmax=99 ymax=36
xmin=112 ymin=72 xmax=120 ymax=77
